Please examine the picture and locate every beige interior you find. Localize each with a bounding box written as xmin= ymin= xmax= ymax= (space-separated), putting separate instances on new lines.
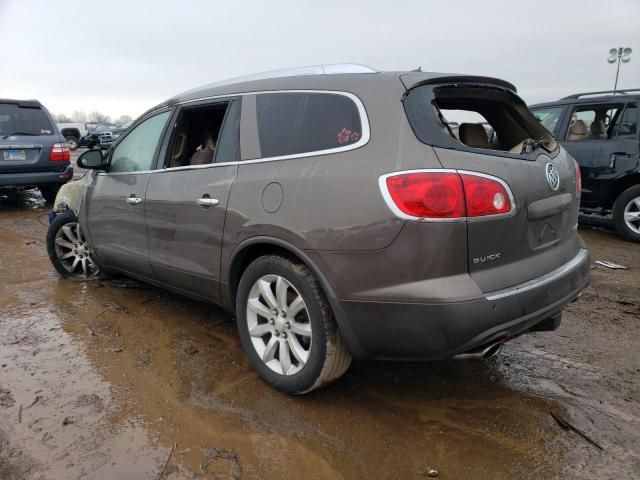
xmin=566 ymin=119 xmax=587 ymax=141
xmin=459 ymin=123 xmax=490 ymax=148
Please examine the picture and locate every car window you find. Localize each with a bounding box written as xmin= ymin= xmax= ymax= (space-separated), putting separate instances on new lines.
xmin=611 ymin=104 xmax=638 ymax=138
xmin=531 ymin=107 xmax=563 ymax=136
xmin=565 ymin=104 xmax=623 ymax=141
xmin=0 ymin=103 xmax=54 ymax=136
xmin=215 ymin=100 xmax=241 ymax=163
xmin=110 ymin=111 xmax=171 ymax=173
xmin=255 ymin=92 xmax=362 ymax=158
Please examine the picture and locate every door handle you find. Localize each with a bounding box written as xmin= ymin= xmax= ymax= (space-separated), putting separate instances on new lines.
xmin=196 ymin=196 xmax=219 ymax=207
xmin=126 ymin=195 xmax=143 ymax=205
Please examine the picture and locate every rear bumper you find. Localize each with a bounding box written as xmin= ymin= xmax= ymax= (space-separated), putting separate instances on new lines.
xmin=0 ymin=165 xmax=74 ymax=188
xmin=332 ymin=248 xmax=590 ymax=360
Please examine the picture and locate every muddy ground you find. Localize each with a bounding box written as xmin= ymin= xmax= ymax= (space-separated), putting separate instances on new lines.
xmin=1 ymin=176 xmax=639 ymax=479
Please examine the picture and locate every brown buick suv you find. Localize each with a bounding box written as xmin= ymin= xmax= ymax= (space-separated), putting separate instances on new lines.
xmin=46 ymin=64 xmax=589 ymax=394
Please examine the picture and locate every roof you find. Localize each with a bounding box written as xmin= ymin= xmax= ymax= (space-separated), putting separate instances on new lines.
xmin=530 ymin=88 xmax=640 ymax=109
xmin=150 ymin=64 xmax=517 ymax=113
xmin=0 ymin=98 xmax=42 ymax=108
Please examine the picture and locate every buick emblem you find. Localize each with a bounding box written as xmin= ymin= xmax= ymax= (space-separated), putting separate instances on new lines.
xmin=545 ymin=163 xmax=560 ymax=191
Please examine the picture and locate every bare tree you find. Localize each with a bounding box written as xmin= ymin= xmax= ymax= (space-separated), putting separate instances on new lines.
xmin=72 ymin=110 xmax=87 ymax=122
xmin=115 ymin=115 xmax=132 ymax=125
xmin=54 ymin=113 xmax=72 ymax=123
xmin=88 ymin=111 xmax=111 ymax=123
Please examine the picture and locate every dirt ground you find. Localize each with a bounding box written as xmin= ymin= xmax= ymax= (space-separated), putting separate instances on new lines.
xmin=1 ymin=176 xmax=639 ymax=479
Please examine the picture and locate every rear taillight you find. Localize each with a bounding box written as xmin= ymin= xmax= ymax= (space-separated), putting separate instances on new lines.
xmin=380 ymin=170 xmax=513 ymax=220
xmin=575 ymin=161 xmax=582 ymax=196
xmin=460 ymin=173 xmax=512 ymax=217
xmin=50 ymin=143 xmax=71 ymax=161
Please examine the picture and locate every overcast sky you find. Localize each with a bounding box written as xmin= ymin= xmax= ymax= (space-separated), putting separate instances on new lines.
xmin=1 ymin=0 xmax=638 ymax=120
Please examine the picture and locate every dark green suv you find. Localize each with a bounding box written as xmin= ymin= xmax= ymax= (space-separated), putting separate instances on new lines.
xmin=530 ymin=89 xmax=640 ymax=241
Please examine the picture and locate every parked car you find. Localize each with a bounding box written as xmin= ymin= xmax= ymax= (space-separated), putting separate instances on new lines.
xmin=56 ymin=122 xmax=97 ymax=151
xmin=0 ymin=98 xmax=73 ymax=203
xmin=80 ymin=123 xmax=119 ymax=149
xmin=46 ymin=64 xmax=589 ymax=394
xmin=530 ymin=89 xmax=640 ymax=241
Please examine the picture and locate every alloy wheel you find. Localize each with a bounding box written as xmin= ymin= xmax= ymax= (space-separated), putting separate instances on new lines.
xmin=623 ymin=196 xmax=640 ymax=235
xmin=54 ymin=221 xmax=99 ymax=277
xmin=246 ymin=274 xmax=312 ymax=376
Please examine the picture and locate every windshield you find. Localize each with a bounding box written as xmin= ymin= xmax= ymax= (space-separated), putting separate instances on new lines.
xmin=94 ymin=124 xmax=116 ymax=133
xmin=0 ymin=103 xmax=54 ymax=137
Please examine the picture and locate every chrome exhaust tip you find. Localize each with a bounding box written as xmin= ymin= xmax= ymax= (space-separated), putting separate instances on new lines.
xmin=453 ymin=342 xmax=504 ymax=360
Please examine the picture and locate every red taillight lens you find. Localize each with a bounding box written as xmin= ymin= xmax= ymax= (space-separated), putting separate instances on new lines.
xmin=460 ymin=173 xmax=512 ymax=217
xmin=385 ymin=172 xmax=466 ymax=218
xmin=50 ymin=143 xmax=71 ymax=161
xmin=382 ymin=170 xmax=513 ymax=220
xmin=575 ymin=161 xmax=582 ymax=196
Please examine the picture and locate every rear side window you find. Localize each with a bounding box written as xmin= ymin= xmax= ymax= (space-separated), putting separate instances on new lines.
xmin=404 ymin=85 xmax=557 ymax=158
xmin=0 ymin=103 xmax=54 ymax=137
xmin=565 ymin=104 xmax=625 ymax=141
xmin=256 ymin=92 xmax=363 ymax=158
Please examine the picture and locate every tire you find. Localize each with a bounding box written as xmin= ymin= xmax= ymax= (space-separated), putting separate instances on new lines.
xmin=236 ymin=255 xmax=352 ymax=394
xmin=46 ymin=210 xmax=100 ymax=279
xmin=65 ymin=136 xmax=79 ymax=151
xmin=38 ymin=184 xmax=60 ymax=204
xmin=612 ymin=185 xmax=640 ymax=242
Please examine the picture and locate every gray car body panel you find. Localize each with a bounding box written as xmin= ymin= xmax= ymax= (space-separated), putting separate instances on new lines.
xmin=62 ymin=68 xmax=589 ymax=360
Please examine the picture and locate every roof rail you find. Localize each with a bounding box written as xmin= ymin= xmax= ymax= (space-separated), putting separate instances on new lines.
xmin=178 ymin=64 xmax=378 ymax=97
xmin=561 ymin=88 xmax=640 ymax=100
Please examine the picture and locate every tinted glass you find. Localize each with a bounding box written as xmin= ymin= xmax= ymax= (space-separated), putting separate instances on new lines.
xmin=110 ymin=111 xmax=171 ymax=173
xmin=0 ymin=103 xmax=54 ymax=136
xmin=532 ymin=107 xmax=563 ymax=135
xmin=215 ymin=100 xmax=241 ymax=163
xmin=256 ymin=92 xmax=362 ymax=158
xmin=566 ymin=104 xmax=622 ymax=141
xmin=612 ymin=104 xmax=638 ymax=138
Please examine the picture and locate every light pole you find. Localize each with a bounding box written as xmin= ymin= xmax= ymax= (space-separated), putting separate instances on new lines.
xmin=607 ymin=47 xmax=632 ymax=92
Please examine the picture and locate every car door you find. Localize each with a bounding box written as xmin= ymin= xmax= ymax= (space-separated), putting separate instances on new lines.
xmin=145 ymin=99 xmax=241 ymax=302
xmin=83 ymin=110 xmax=173 ymax=279
xmin=601 ymin=102 xmax=639 ymax=197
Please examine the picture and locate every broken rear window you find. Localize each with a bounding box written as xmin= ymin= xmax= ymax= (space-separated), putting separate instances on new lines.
xmin=404 ymin=85 xmax=557 ymax=158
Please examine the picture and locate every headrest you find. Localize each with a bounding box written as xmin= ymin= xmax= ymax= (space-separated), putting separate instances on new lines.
xmin=459 ymin=123 xmax=489 ymax=148
xmin=569 ymin=119 xmax=587 ymax=135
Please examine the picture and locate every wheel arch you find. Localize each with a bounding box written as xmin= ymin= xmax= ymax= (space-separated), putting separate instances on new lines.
xmin=225 ymin=237 xmax=365 ymax=358
xmin=226 ymin=237 xmax=337 ymax=309
xmin=604 ymin=173 xmax=640 ymax=209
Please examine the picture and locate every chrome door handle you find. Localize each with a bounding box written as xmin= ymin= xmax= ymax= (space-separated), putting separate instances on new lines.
xmin=126 ymin=196 xmax=143 ymax=205
xmin=196 ymin=197 xmax=219 ymax=207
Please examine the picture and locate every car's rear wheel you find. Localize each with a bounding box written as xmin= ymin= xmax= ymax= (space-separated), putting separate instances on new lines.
xmin=39 ymin=184 xmax=60 ymax=204
xmin=46 ymin=211 xmax=100 ymax=279
xmin=236 ymin=255 xmax=351 ymax=394
xmin=65 ymin=136 xmax=79 ymax=151
xmin=613 ymin=185 xmax=640 ymax=242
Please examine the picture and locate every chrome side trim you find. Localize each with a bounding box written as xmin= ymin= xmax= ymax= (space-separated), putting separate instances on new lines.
xmin=97 ymin=89 xmax=370 ymax=177
xmin=377 ymin=168 xmax=516 ymax=222
xmin=484 ymin=248 xmax=589 ymax=301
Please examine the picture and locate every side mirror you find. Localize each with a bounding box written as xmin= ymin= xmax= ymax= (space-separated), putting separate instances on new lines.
xmin=77 ymin=149 xmax=106 ymax=170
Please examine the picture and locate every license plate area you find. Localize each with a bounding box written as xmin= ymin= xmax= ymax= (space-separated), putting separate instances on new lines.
xmin=3 ymin=150 xmax=26 ymax=161
xmin=528 ymin=214 xmax=565 ymax=250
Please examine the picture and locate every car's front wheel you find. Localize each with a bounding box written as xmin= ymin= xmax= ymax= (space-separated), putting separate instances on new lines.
xmin=46 ymin=210 xmax=100 ymax=278
xmin=613 ymin=185 xmax=640 ymax=242
xmin=236 ymin=255 xmax=351 ymax=394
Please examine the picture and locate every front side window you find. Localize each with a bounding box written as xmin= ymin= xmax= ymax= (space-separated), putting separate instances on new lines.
xmin=256 ymin=92 xmax=363 ymax=158
xmin=565 ymin=104 xmax=623 ymax=141
xmin=110 ymin=111 xmax=171 ymax=173
xmin=531 ymin=107 xmax=564 ymax=136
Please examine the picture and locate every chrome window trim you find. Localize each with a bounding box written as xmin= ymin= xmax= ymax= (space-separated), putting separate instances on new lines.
xmin=98 ymin=89 xmax=370 ymax=177
xmin=484 ymin=248 xmax=588 ymax=301
xmin=378 ymin=168 xmax=516 ymax=222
